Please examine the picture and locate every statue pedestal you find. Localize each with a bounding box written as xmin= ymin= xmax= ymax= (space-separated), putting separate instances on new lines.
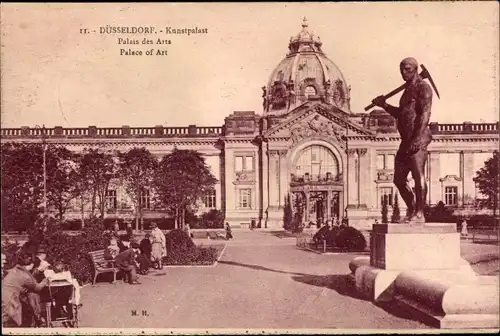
xmin=348 ymin=223 xmax=499 ymax=329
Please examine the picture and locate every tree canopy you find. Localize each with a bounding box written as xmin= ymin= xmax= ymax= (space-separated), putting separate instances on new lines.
xmin=117 ymin=147 xmax=158 ymax=230
xmin=473 ymin=151 xmax=499 ymax=217
xmin=155 ymin=148 xmax=217 ymax=229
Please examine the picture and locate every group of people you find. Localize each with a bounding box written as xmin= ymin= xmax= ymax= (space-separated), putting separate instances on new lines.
xmin=104 ymin=222 xmax=167 ymax=285
xmin=1 ymin=247 xmax=82 ymax=328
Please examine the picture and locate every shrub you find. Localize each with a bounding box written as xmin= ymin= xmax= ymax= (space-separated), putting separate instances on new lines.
xmin=199 ymin=209 xmax=224 ymax=229
xmin=291 ymin=213 xmax=304 ymax=233
xmin=283 ymin=195 xmax=293 ymax=231
xmin=163 ymin=245 xmax=218 ymax=265
xmin=391 ymin=193 xmax=401 ymax=223
xmin=381 ymin=195 xmax=389 ymax=223
xmin=324 ymin=226 xmax=341 ymax=246
xmin=313 ymin=225 xmax=331 ymax=243
xmin=333 ymin=226 xmax=367 ymax=252
xmin=25 ymin=217 xmax=108 ymax=285
xmin=166 ymin=229 xmax=196 ymax=253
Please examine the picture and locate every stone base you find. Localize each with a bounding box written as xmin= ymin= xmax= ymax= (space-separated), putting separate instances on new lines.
xmin=348 ymin=222 xmax=499 ymax=329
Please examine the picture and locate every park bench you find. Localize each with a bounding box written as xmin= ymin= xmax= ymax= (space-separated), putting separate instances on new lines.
xmin=471 ymin=227 xmax=499 ymax=244
xmin=88 ymin=250 xmax=119 ymax=285
xmin=207 ymin=231 xmax=226 ymax=240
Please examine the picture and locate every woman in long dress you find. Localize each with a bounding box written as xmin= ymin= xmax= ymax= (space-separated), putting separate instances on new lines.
xmin=150 ymin=222 xmax=166 ymax=270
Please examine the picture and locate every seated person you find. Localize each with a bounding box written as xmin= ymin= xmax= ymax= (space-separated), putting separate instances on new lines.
xmin=44 ymin=261 xmax=82 ymax=309
xmin=114 ymin=243 xmax=141 ymax=285
xmin=117 ymin=235 xmax=130 ymax=253
xmin=2 ymin=251 xmax=48 ymax=327
xmin=104 ymin=239 xmax=121 ymax=261
xmin=139 ymin=233 xmax=152 ymax=260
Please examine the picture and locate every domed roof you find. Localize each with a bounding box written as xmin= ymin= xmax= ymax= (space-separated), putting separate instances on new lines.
xmin=263 ymin=18 xmax=352 ymax=115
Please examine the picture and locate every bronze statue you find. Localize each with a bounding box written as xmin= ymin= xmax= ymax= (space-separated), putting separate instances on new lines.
xmin=371 ymin=57 xmax=433 ymax=224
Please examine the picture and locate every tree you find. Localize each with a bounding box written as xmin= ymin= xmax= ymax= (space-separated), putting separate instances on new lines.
xmin=473 ymin=151 xmax=499 ymax=218
xmin=283 ymin=194 xmax=293 ymax=231
xmin=117 ymin=147 xmax=158 ymax=230
xmin=45 ymin=146 xmax=81 ymax=221
xmin=200 ymin=209 xmax=224 ymax=229
xmin=381 ymin=195 xmax=389 ymax=224
xmin=78 ymin=148 xmax=116 ymax=219
xmin=391 ymin=193 xmax=401 ymax=223
xmin=1 ymin=143 xmax=44 ymax=231
xmin=155 ymin=149 xmax=217 ymax=229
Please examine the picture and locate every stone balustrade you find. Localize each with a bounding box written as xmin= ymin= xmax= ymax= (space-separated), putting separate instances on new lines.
xmin=429 ymin=122 xmax=498 ymax=134
xmin=0 ymin=125 xmax=224 ymax=138
xmin=0 ymin=122 xmax=496 ymax=139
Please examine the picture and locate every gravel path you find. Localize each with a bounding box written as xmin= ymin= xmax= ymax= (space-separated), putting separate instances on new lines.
xmin=77 ymin=231 xmax=431 ymax=330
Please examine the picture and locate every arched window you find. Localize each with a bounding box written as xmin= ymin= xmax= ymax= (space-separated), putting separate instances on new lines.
xmin=294 ymin=145 xmax=339 ymax=181
xmin=304 ymin=85 xmax=317 ymax=98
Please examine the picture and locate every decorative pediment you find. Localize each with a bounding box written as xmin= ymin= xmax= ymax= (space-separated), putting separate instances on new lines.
xmin=439 ymin=175 xmax=462 ymax=183
xmin=263 ymin=102 xmax=373 ymax=143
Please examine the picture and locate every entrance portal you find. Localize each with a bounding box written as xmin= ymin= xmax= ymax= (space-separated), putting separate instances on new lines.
xmin=289 ymin=144 xmax=344 ymax=226
xmin=291 ymin=190 xmax=341 ymax=226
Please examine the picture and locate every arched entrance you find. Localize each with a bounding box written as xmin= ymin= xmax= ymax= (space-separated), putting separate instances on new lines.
xmin=289 ymin=144 xmax=343 ymax=226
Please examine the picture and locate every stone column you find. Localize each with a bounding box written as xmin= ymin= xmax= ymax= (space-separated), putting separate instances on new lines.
xmin=462 ymin=151 xmax=475 ymax=205
xmin=326 ymin=191 xmax=331 ymax=220
xmin=305 ymin=192 xmax=310 ymax=223
xmin=224 ymin=149 xmax=235 ymax=211
xmin=278 ymin=150 xmax=288 ymax=208
xmin=261 ymin=146 xmax=269 ymax=212
xmin=357 ymin=148 xmax=368 ymax=207
xmin=267 ymin=150 xmax=280 ymax=207
xmin=347 ymin=149 xmax=358 ymax=207
xmin=428 ymin=152 xmax=441 ymax=205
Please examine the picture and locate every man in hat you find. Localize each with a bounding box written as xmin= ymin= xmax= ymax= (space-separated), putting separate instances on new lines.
xmin=114 ymin=242 xmax=141 ymax=285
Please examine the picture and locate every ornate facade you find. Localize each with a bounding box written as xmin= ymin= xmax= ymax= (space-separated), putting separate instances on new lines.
xmin=1 ymin=19 xmax=498 ymax=229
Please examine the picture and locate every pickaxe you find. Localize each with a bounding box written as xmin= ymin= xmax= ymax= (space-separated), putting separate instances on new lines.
xmin=364 ymin=64 xmax=440 ymax=111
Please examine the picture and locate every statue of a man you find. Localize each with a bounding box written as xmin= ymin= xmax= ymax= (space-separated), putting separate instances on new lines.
xmin=371 ymin=57 xmax=433 ymax=224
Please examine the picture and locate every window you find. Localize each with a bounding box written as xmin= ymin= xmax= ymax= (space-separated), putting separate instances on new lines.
xmin=105 ymin=190 xmax=117 ymax=209
xmin=238 ymin=189 xmax=252 ymax=209
xmin=380 ymin=187 xmax=393 ymax=206
xmin=445 ymin=186 xmax=458 ymax=205
xmin=235 ymin=156 xmax=244 ymax=172
xmin=244 ymin=156 xmax=254 ymax=171
xmin=304 ymin=85 xmax=317 ymax=98
xmin=140 ymin=189 xmax=151 ymax=209
xmin=376 ymin=154 xmax=385 ymax=170
xmin=203 ymin=189 xmax=216 ymax=208
xmin=294 ymin=145 xmax=339 ymax=180
xmin=235 ymin=155 xmax=254 ymax=172
xmin=386 ymin=154 xmax=395 ymax=169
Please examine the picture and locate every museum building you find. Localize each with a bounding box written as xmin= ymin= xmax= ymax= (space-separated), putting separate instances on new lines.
xmin=1 ymin=20 xmax=498 ymax=229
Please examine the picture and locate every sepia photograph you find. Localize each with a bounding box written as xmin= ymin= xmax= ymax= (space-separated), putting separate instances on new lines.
xmin=1 ymin=2 xmax=499 ymax=334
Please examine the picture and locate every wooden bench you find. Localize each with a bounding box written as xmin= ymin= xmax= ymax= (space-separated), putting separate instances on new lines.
xmin=207 ymin=231 xmax=226 ymax=240
xmin=88 ymin=250 xmax=119 ymax=285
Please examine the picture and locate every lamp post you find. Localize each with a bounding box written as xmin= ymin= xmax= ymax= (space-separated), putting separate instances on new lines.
xmin=35 ymin=125 xmax=48 ymax=218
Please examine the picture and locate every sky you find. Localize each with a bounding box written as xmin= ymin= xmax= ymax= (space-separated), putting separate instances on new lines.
xmin=1 ymin=2 xmax=498 ymax=128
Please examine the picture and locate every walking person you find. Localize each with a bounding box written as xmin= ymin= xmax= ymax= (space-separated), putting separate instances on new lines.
xmin=150 ymin=222 xmax=166 ymax=270
xmin=461 ymin=218 xmax=469 ymax=238
xmin=225 ymin=222 xmax=233 ymax=240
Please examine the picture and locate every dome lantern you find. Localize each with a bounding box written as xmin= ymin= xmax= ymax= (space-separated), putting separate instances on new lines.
xmin=263 ymin=18 xmax=351 ymax=116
